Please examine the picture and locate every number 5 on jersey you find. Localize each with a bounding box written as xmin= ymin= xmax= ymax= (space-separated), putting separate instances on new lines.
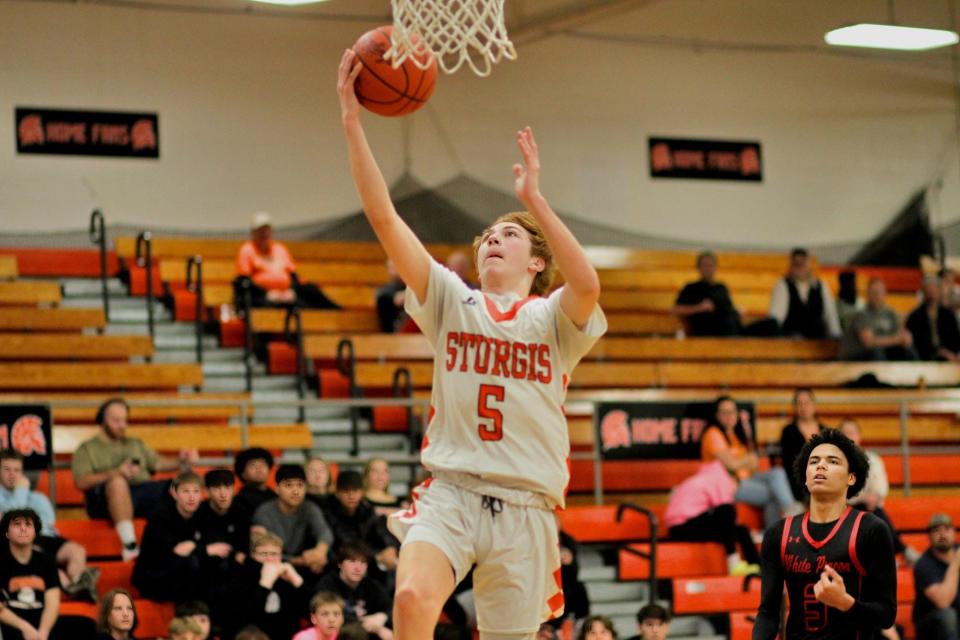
xmin=478 ymin=384 xmax=505 ymax=441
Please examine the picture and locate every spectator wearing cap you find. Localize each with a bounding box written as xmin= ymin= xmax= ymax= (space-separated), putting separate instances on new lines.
xmin=319 ymin=470 xmax=399 ymax=577
xmin=316 ymin=541 xmax=393 ymax=640
xmin=672 ymin=251 xmax=742 ymax=337
xmin=234 ymin=212 xmax=339 ymax=310
xmin=233 ymin=447 xmax=276 ymax=522
xmin=913 ymin=512 xmax=960 ymax=639
xmin=252 ymin=464 xmax=333 ymax=582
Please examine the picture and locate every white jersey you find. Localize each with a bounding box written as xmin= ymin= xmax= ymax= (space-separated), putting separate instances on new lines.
xmin=405 ymin=259 xmax=607 ymax=508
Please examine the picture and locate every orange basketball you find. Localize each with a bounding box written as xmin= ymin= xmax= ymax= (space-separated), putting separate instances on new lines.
xmin=352 ymin=26 xmax=438 ymax=117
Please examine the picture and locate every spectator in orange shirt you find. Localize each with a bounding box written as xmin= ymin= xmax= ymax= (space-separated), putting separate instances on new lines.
xmin=700 ymin=395 xmax=804 ymax=528
xmin=234 ymin=212 xmax=339 ymax=310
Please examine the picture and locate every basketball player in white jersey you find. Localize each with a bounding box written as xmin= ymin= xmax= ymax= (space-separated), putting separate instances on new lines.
xmin=337 ymin=50 xmax=607 ymax=640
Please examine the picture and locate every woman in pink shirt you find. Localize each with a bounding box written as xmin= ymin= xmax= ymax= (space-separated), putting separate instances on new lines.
xmin=664 ymin=460 xmax=760 ymax=576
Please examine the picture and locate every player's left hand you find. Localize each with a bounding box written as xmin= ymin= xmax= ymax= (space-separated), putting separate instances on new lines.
xmin=514 ymin=126 xmax=542 ymax=206
xmin=813 ymin=564 xmax=855 ymax=611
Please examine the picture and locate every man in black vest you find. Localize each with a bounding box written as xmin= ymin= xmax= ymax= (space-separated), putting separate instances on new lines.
xmin=753 ymin=429 xmax=897 ymax=639
xmin=769 ymin=248 xmax=841 ymax=339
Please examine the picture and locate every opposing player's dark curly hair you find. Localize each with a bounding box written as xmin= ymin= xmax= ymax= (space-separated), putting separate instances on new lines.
xmin=793 ymin=427 xmax=870 ymax=499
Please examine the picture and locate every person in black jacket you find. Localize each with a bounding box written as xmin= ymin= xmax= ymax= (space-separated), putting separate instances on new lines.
xmin=672 ymin=251 xmax=741 ymax=337
xmin=906 ymin=275 xmax=960 ymax=361
xmin=222 ymin=531 xmax=307 ymax=640
xmin=195 ymin=469 xmax=248 ymax=562
xmin=131 ymin=471 xmax=206 ymax=603
xmin=316 ymin=541 xmax=393 ymax=640
xmin=778 ymin=388 xmax=828 ymax=500
xmin=232 ymin=448 xmax=276 ymax=522
xmin=319 ymin=470 xmax=399 ymax=579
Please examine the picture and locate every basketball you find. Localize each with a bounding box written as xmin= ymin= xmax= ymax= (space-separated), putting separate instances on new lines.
xmin=352 ymin=25 xmax=438 ymax=117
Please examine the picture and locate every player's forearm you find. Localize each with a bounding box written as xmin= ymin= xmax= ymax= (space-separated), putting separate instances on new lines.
xmin=74 ymin=469 xmax=117 ymax=491
xmin=932 ymin=561 xmax=960 ymax=607
xmin=343 ymin=118 xmax=397 ymax=229
xmin=750 ymin=612 xmax=780 ymax=640
xmin=342 ymin=118 xmax=431 ymax=299
xmin=524 ymin=193 xmax=599 ymax=298
xmin=672 ymin=304 xmax=702 ymax=317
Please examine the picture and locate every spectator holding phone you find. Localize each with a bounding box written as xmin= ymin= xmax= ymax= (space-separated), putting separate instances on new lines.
xmin=71 ymin=398 xmax=198 ymax=561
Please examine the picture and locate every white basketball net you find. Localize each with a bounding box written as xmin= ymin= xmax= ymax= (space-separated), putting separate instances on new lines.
xmin=387 ymin=0 xmax=517 ymax=77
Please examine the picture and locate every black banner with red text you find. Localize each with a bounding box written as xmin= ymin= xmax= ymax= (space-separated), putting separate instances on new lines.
xmin=595 ymin=401 xmax=756 ymax=460
xmin=0 ymin=405 xmax=52 ymax=471
xmin=649 ymin=137 xmax=762 ymax=181
xmin=15 ymin=107 xmax=159 ymax=158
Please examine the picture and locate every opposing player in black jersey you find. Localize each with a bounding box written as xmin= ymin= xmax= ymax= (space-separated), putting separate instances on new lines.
xmin=753 ymin=428 xmax=897 ymax=639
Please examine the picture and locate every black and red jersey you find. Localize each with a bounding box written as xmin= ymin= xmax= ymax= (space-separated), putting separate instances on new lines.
xmin=753 ymin=506 xmax=897 ymax=639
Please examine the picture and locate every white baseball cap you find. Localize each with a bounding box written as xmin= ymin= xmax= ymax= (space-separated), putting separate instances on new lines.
xmin=250 ymin=211 xmax=273 ymax=230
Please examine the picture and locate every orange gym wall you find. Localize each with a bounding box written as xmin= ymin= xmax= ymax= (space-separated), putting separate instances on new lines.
xmin=1 ymin=0 xmax=959 ymax=250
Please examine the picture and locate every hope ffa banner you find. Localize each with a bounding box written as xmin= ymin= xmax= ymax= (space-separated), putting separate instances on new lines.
xmin=0 ymin=405 xmax=52 ymax=471
xmin=15 ymin=107 xmax=159 ymax=158
xmin=649 ymin=137 xmax=762 ymax=181
xmin=595 ymin=400 xmax=756 ymax=460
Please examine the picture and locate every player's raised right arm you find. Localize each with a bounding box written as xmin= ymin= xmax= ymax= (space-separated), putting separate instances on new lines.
xmin=337 ymin=49 xmax=431 ymax=302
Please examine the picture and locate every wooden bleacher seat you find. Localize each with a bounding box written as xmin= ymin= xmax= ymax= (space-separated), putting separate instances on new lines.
xmin=0 ymin=334 xmax=153 ymax=360
xmin=0 ymin=391 xmax=247 ymax=424
xmin=882 ymin=495 xmax=960 ymax=531
xmin=0 ymin=307 xmax=105 ymax=332
xmin=559 ymin=505 xmax=657 ymax=542
xmin=0 ymin=256 xmax=17 ymax=280
xmin=0 ymin=363 xmax=203 ymax=390
xmin=117 ymin=235 xmax=481 ymax=264
xmin=350 ymin=360 xmax=960 ymax=391
xmin=587 ymin=269 xmax=783 ymax=292
xmin=0 ymin=247 xmax=120 ymax=278
xmin=250 ymin=308 xmax=380 ymax=333
xmin=565 ymin=386 xmax=960 ymax=407
xmin=654 ymin=361 xmax=960 ymax=388
xmin=605 ymin=313 xmax=681 ymax=335
xmin=160 ymin=258 xmax=390 ymax=287
xmin=116 ymin=236 xmax=391 ymax=263
xmin=582 ymin=248 xmax=796 ymax=271
xmin=58 ymin=519 xmax=148 ymax=558
xmin=756 ymin=414 xmax=960 ymax=444
xmin=619 ymin=541 xmax=727 ymax=579
xmin=302 ymin=334 xmax=839 ymax=363
xmin=672 ymin=576 xmax=761 ymax=615
xmin=600 ymin=289 xmax=917 ymax=315
xmin=91 ymin=560 xmax=139 ymax=595
xmin=0 ymin=281 xmax=62 ymax=306
xmin=52 ymin=423 xmax=312 ymax=454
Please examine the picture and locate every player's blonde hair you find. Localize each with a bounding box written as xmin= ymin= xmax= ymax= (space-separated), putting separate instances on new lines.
xmin=472 ymin=211 xmax=554 ymax=296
